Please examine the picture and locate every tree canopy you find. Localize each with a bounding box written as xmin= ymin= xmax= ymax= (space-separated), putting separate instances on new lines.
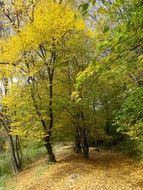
xmin=0 ymin=0 xmax=143 ymax=177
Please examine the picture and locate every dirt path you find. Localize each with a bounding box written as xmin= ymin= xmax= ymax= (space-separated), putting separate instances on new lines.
xmin=7 ymin=146 xmax=143 ymax=190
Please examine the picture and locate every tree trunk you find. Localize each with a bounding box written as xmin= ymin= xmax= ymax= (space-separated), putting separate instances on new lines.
xmin=15 ymin=136 xmax=22 ymax=169
xmin=80 ymin=112 xmax=89 ymax=158
xmin=46 ymin=49 xmax=56 ymax=163
xmin=30 ymin=78 xmax=56 ymax=163
xmin=74 ymin=125 xmax=81 ymax=153
xmin=9 ymin=135 xmax=22 ymax=174
xmin=44 ymin=136 xmax=56 ymax=162
xmin=74 ymin=112 xmax=89 ymax=158
xmin=0 ymin=98 xmax=22 ymax=174
xmin=79 ymin=126 xmax=89 ymax=158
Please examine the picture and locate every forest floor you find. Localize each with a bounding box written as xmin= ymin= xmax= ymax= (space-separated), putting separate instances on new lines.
xmin=5 ymin=145 xmax=143 ymax=190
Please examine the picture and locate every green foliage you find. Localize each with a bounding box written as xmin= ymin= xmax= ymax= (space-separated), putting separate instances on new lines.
xmin=0 ymin=152 xmax=12 ymax=177
xmin=0 ymin=0 xmax=143 ymax=183
xmin=0 ymin=141 xmax=46 ymax=177
xmin=115 ymin=87 xmax=143 ymax=140
xmin=74 ymin=0 xmax=143 ymax=156
xmin=22 ymin=143 xmax=46 ymax=167
xmin=116 ymin=138 xmax=143 ymax=159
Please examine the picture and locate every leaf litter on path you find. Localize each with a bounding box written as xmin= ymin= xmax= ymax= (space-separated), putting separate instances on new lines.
xmin=6 ymin=146 xmax=143 ymax=190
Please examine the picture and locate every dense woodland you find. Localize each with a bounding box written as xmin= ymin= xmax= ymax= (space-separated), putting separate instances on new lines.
xmin=0 ymin=0 xmax=143 ymax=188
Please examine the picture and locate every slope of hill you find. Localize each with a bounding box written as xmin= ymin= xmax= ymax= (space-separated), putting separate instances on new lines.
xmin=5 ymin=146 xmax=143 ymax=190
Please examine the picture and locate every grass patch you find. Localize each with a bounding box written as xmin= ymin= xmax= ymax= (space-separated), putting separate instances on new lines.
xmin=0 ymin=152 xmax=12 ymax=177
xmin=0 ymin=143 xmax=47 ymax=190
xmin=22 ymin=145 xmax=46 ymax=167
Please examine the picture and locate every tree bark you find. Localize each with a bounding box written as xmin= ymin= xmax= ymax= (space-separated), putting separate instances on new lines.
xmin=74 ymin=125 xmax=82 ymax=153
xmin=45 ymin=49 xmax=56 ymax=163
xmin=74 ymin=112 xmax=89 ymax=158
xmin=44 ymin=136 xmax=56 ymax=162
xmin=45 ymin=69 xmax=56 ymax=163
xmin=80 ymin=112 xmax=89 ymax=158
xmin=30 ymin=78 xmax=56 ymax=162
xmin=9 ymin=135 xmax=22 ymax=174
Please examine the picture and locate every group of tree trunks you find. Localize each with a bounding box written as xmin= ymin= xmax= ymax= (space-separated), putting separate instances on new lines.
xmin=74 ymin=112 xmax=89 ymax=158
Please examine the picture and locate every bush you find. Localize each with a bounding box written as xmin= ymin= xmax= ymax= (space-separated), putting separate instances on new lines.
xmin=22 ymin=144 xmax=46 ymax=167
xmin=115 ymin=138 xmax=143 ymax=159
xmin=0 ymin=152 xmax=12 ymax=177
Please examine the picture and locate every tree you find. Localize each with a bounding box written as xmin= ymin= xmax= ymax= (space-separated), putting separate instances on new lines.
xmin=0 ymin=0 xmax=89 ymax=162
xmin=74 ymin=0 xmax=143 ymax=151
